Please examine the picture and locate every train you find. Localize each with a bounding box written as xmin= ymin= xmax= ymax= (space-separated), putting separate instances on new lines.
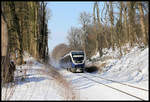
xmin=59 ymin=51 xmax=86 ymax=73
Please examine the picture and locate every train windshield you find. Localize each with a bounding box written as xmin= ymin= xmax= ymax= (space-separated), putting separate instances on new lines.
xmin=71 ymin=52 xmax=84 ymax=63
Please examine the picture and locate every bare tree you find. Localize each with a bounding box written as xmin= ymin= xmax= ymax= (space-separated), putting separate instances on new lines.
xmin=138 ymin=2 xmax=148 ymax=45
xmin=122 ymin=2 xmax=129 ymax=44
xmin=127 ymin=2 xmax=138 ymax=47
xmin=93 ymin=2 xmax=104 ymax=57
xmin=67 ymin=27 xmax=83 ymax=50
xmin=108 ymin=2 xmax=115 ymax=50
xmin=9 ymin=2 xmax=24 ymax=65
xmin=115 ymin=2 xmax=123 ymax=57
xmin=79 ymin=11 xmax=92 ymax=51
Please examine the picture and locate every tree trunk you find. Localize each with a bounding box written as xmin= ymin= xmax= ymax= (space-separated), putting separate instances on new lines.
xmin=9 ymin=2 xmax=24 ymax=65
xmin=138 ymin=3 xmax=147 ymax=45
xmin=1 ymin=14 xmax=15 ymax=84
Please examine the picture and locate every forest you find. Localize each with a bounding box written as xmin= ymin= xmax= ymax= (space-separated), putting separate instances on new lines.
xmin=1 ymin=1 xmax=50 ymax=84
xmin=66 ymin=1 xmax=149 ymax=59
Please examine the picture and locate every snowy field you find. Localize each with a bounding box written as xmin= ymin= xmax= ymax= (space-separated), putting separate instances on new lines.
xmin=1 ymin=45 xmax=149 ymax=100
xmin=2 ymin=53 xmax=78 ymax=100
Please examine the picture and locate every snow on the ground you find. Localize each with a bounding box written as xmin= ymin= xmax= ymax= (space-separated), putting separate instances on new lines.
xmin=100 ymin=45 xmax=148 ymax=84
xmin=60 ymin=45 xmax=149 ymax=100
xmin=2 ymin=45 xmax=149 ymax=100
xmin=2 ymin=53 xmax=67 ymax=100
xmin=89 ymin=44 xmax=148 ymax=84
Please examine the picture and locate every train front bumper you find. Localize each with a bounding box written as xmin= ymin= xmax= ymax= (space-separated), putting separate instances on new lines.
xmin=76 ymin=68 xmax=84 ymax=72
xmin=71 ymin=63 xmax=85 ymax=72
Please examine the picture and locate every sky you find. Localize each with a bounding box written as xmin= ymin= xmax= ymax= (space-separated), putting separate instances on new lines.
xmin=47 ymin=2 xmax=104 ymax=52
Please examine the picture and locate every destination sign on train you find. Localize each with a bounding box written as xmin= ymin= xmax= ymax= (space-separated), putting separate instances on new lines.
xmin=73 ymin=55 xmax=84 ymax=57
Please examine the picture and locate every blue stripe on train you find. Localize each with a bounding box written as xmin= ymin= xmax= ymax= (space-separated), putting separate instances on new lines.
xmin=71 ymin=63 xmax=85 ymax=68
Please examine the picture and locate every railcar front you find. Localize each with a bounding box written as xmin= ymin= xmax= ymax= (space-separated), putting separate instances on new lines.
xmin=69 ymin=51 xmax=85 ymax=73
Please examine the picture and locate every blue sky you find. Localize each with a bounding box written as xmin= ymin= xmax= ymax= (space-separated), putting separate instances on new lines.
xmin=47 ymin=2 xmax=104 ymax=52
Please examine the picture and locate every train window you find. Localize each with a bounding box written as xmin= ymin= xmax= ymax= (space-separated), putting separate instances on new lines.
xmin=72 ymin=56 xmax=84 ymax=63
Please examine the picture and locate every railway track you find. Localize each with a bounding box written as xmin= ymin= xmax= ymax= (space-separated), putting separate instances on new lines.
xmin=85 ymin=73 xmax=149 ymax=92
xmin=77 ymin=73 xmax=148 ymax=101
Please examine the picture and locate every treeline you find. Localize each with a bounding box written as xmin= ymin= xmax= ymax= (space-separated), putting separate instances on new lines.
xmin=67 ymin=1 xmax=149 ymax=59
xmin=2 ymin=1 xmax=50 ymax=65
xmin=1 ymin=1 xmax=50 ymax=84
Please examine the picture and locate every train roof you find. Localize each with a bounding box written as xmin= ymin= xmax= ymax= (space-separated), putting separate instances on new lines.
xmin=70 ymin=50 xmax=84 ymax=53
xmin=60 ymin=50 xmax=84 ymax=59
